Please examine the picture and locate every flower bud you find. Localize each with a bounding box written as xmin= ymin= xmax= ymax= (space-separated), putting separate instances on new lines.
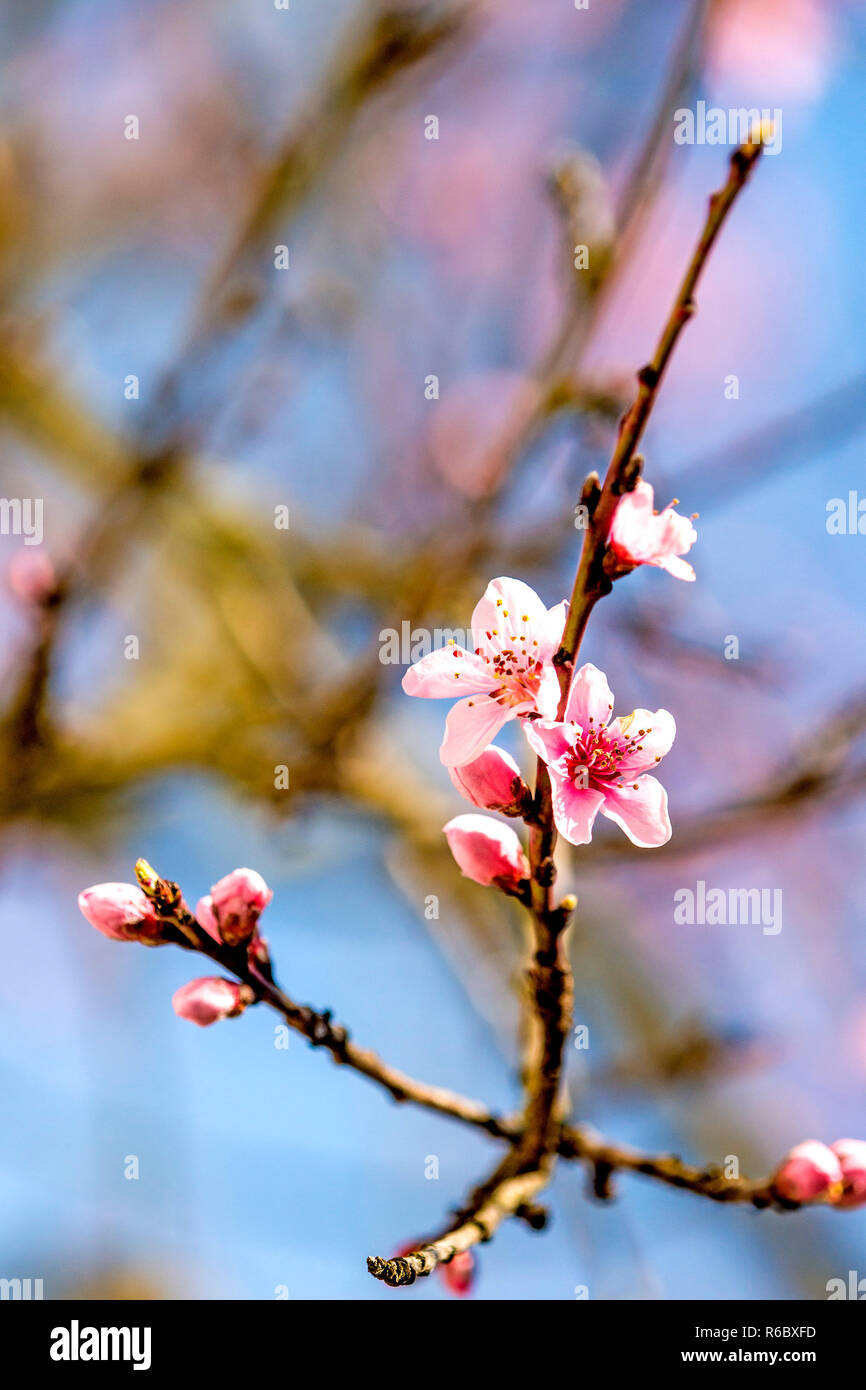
xmin=208 ymin=868 xmax=272 ymax=947
xmin=195 ymin=895 xmax=221 ymax=942
xmin=448 ymin=745 xmax=528 ymax=815
xmin=830 ymin=1139 xmax=866 ymax=1210
xmin=8 ymin=548 xmax=57 ymax=605
xmin=440 ymin=1251 xmax=474 ymax=1296
xmin=172 ymin=977 xmax=250 ymax=1027
xmin=443 ymin=814 xmax=529 ymax=890
xmin=78 ymin=882 xmax=164 ymax=945
xmin=772 ymin=1140 xmax=842 ymax=1204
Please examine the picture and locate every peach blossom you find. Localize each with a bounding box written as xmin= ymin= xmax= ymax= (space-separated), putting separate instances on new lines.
xmin=402 ymin=577 xmax=567 ymax=767
xmin=524 ymin=663 xmax=675 ymax=848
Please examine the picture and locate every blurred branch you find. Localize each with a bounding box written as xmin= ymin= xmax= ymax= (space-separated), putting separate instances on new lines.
xmin=0 ymin=0 xmax=475 ymax=812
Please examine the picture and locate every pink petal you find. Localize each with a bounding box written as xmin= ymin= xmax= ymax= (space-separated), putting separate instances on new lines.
xmin=535 ymin=599 xmax=569 ymax=661
xmin=195 ymin=895 xmax=221 ymax=941
xmin=549 ymin=775 xmax=606 ymax=846
xmin=402 ymin=645 xmax=497 ymax=699
xmin=440 ymin=694 xmax=513 ymax=767
xmin=535 ymin=663 xmax=562 ymax=720
xmin=658 ymin=554 xmax=696 ymax=582
xmin=471 ymin=577 xmax=549 ymax=658
xmin=609 ymin=480 xmax=655 ymax=559
xmin=609 ymin=708 xmax=676 ymax=776
xmin=600 ymin=775 xmax=671 ymax=848
xmin=564 ymin=663 xmax=615 ymax=730
xmin=524 ymin=718 xmax=572 ymax=767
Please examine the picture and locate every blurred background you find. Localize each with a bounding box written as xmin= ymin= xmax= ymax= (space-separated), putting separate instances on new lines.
xmin=0 ymin=0 xmax=865 ymax=1300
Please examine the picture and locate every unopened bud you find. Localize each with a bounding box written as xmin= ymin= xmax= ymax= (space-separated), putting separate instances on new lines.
xmin=443 ymin=814 xmax=529 ymax=890
xmin=440 ymin=1250 xmax=474 ymax=1296
xmin=8 ymin=549 xmax=56 ymax=605
xmin=78 ymin=882 xmax=165 ymax=945
xmin=208 ymin=867 xmax=273 ymax=947
xmin=830 ymin=1138 xmax=866 ymax=1210
xmin=772 ymin=1140 xmax=842 ymax=1204
xmin=448 ymin=745 xmax=528 ymax=815
xmin=172 ymin=977 xmax=252 ymax=1027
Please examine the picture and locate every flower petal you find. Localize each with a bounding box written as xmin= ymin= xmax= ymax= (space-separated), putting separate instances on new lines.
xmin=471 ymin=577 xmax=549 ymax=658
xmin=564 ymin=663 xmax=615 ymax=730
xmin=609 ymin=479 xmax=655 ymax=560
xmin=535 ymin=663 xmax=562 ymax=720
xmin=524 ymin=718 xmax=572 ymax=767
xmin=658 ymin=554 xmax=696 ymax=582
xmin=402 ymin=645 xmax=497 ymax=699
xmin=548 ymin=771 xmax=606 ymax=846
xmin=535 ymin=599 xmax=569 ymax=660
xmin=600 ymin=775 xmax=671 ymax=848
xmin=609 ymin=708 xmax=676 ymax=776
xmin=440 ymin=694 xmax=513 ymax=767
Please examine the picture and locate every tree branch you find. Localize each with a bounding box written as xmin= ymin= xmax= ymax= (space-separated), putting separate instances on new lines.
xmin=367 ymin=1170 xmax=549 ymax=1286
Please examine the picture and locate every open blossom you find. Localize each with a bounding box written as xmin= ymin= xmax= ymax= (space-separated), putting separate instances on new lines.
xmin=402 ymin=577 xmax=567 ymax=766
xmin=524 ymin=663 xmax=675 ymax=848
xmin=78 ymin=882 xmax=164 ymax=944
xmin=448 ymin=744 xmax=528 ymax=815
xmin=443 ymin=813 xmax=529 ymax=890
xmin=172 ymin=977 xmax=249 ymax=1027
xmin=772 ymin=1141 xmax=842 ymax=1204
xmin=830 ymin=1139 xmax=866 ymax=1210
xmin=608 ymin=480 xmax=697 ymax=581
xmin=200 ymin=867 xmax=272 ymax=947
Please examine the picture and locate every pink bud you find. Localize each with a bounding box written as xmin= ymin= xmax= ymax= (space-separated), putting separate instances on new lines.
xmin=195 ymin=895 xmax=221 ymax=942
xmin=448 ymin=745 xmax=528 ymax=815
xmin=440 ymin=1251 xmax=474 ymax=1296
xmin=78 ymin=882 xmax=164 ymax=945
xmin=443 ymin=814 xmax=529 ymax=889
xmin=8 ymin=548 xmax=56 ymax=605
xmin=772 ymin=1140 xmax=842 ymax=1203
xmin=830 ymin=1139 xmax=866 ymax=1210
xmin=208 ymin=868 xmax=273 ymax=946
xmin=172 ymin=977 xmax=249 ymax=1027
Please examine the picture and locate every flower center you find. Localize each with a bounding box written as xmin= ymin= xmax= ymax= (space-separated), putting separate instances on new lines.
xmin=565 ymin=718 xmax=651 ymax=787
xmin=476 ymin=614 xmax=544 ymax=708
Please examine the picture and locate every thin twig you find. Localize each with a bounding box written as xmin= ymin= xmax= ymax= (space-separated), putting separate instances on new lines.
xmin=367 ymin=1170 xmax=549 ymax=1286
xmin=555 ymin=136 xmax=766 ymax=680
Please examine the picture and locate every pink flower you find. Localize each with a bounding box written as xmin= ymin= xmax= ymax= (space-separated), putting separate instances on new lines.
xmin=402 ymin=577 xmax=567 ymax=766
xmin=608 ymin=480 xmax=697 ymax=581
xmin=772 ymin=1141 xmax=842 ymax=1204
xmin=443 ymin=813 xmax=529 ymax=890
xmin=440 ymin=1251 xmax=474 ymax=1296
xmin=524 ymin=663 xmax=675 ymax=848
xmin=830 ymin=1139 xmax=866 ymax=1210
xmin=78 ymin=882 xmax=164 ymax=945
xmin=206 ymin=868 xmax=272 ymax=947
xmin=448 ymin=744 xmax=528 ymax=815
xmin=172 ymin=977 xmax=249 ymax=1027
